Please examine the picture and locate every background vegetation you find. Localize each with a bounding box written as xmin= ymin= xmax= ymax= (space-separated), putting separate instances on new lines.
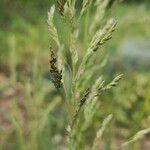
xmin=0 ymin=0 xmax=150 ymax=149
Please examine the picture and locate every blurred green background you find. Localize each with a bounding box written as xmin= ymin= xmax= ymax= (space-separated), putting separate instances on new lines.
xmin=0 ymin=0 xmax=150 ymax=149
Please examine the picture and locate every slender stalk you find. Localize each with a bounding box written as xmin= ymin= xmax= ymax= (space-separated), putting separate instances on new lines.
xmin=84 ymin=9 xmax=90 ymax=49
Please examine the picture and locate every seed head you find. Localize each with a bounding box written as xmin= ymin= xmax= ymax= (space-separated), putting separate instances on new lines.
xmin=49 ymin=47 xmax=63 ymax=89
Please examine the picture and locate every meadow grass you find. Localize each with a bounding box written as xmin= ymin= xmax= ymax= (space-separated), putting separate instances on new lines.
xmin=0 ymin=0 xmax=150 ymax=150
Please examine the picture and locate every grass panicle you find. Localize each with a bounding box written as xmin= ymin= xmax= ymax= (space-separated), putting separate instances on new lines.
xmin=48 ymin=1 xmax=123 ymax=149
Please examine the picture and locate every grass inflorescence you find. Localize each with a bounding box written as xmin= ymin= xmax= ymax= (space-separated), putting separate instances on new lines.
xmin=48 ymin=0 xmax=124 ymax=149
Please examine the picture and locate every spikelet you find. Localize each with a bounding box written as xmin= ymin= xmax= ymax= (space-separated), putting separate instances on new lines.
xmin=83 ymin=76 xmax=104 ymax=130
xmin=49 ymin=47 xmax=62 ymax=89
xmin=96 ymin=114 xmax=112 ymax=138
xmin=80 ymin=0 xmax=93 ymax=16
xmin=88 ymin=76 xmax=104 ymax=101
xmin=90 ymin=0 xmax=111 ymax=33
xmin=47 ymin=6 xmax=60 ymax=46
xmin=89 ymin=19 xmax=117 ymax=53
xmin=56 ymin=0 xmax=75 ymax=27
xmin=71 ymin=88 xmax=90 ymax=128
xmin=64 ymin=1 xmax=76 ymax=35
xmin=92 ymin=114 xmax=113 ymax=150
xmin=56 ymin=0 xmax=66 ymax=16
xmin=102 ymin=74 xmax=123 ymax=91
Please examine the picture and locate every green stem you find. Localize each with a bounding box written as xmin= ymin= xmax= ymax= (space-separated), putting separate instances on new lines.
xmin=59 ymin=86 xmax=73 ymax=123
xmin=84 ymin=10 xmax=90 ymax=49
